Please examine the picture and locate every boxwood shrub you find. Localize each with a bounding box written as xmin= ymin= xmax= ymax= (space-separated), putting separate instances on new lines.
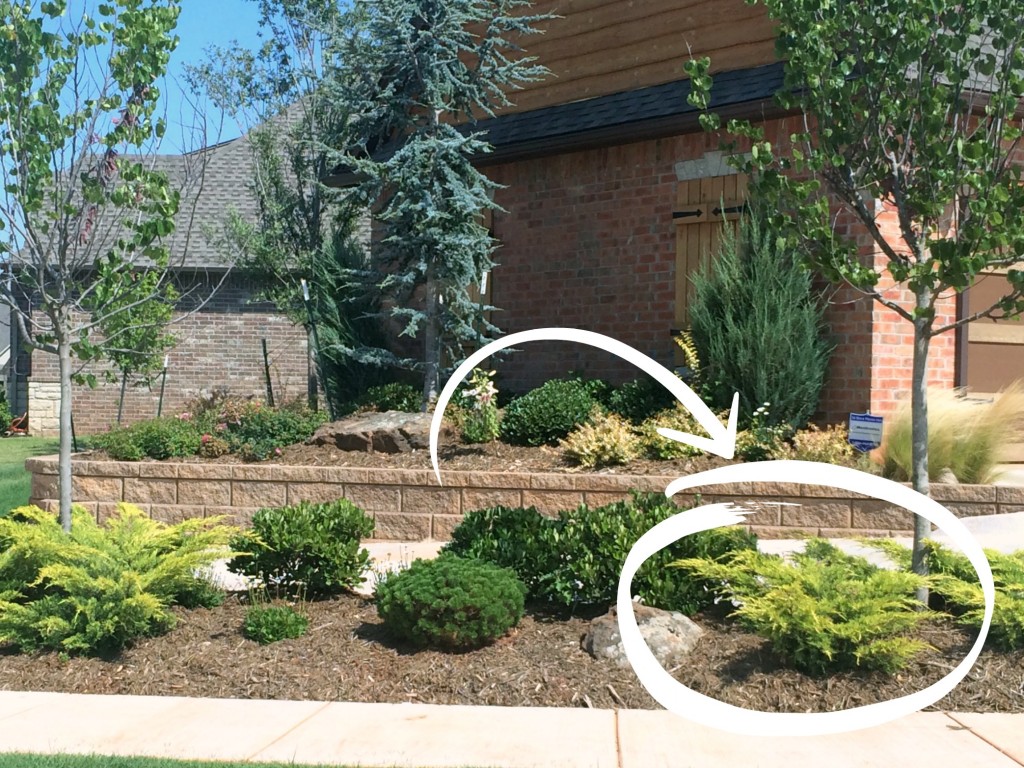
xmin=444 ymin=492 xmax=757 ymax=614
xmin=499 ymin=379 xmax=597 ymax=446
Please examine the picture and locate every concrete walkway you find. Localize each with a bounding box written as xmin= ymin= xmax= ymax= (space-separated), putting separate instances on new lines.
xmin=0 ymin=691 xmax=1020 ymax=767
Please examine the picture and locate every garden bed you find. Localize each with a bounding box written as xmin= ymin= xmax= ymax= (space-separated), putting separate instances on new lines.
xmin=1 ymin=594 xmax=1020 ymax=713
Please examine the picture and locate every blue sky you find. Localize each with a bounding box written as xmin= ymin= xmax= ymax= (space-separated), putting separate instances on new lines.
xmin=164 ymin=0 xmax=265 ymax=147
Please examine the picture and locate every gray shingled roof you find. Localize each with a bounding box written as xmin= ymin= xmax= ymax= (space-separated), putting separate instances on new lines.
xmin=472 ymin=62 xmax=787 ymax=159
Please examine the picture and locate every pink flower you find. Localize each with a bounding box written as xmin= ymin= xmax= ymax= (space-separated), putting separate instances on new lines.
xmin=274 ymin=447 xmax=282 ymax=456
xmin=201 ymin=434 xmax=211 ymax=444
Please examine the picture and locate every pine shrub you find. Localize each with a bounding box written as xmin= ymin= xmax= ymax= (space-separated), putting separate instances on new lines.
xmin=500 ymin=379 xmax=597 ymax=446
xmin=560 ymin=409 xmax=641 ymax=468
xmin=0 ymin=504 xmax=239 ymax=655
xmin=673 ymin=539 xmax=933 ymax=674
xmin=688 ymin=205 xmax=832 ymax=429
xmin=228 ymin=500 xmax=373 ymax=597
xmin=376 ymin=555 xmax=526 ymax=650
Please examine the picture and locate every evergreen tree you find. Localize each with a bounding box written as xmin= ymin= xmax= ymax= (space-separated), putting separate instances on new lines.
xmin=689 ymin=206 xmax=832 ymax=429
xmin=328 ymin=0 xmax=550 ymax=408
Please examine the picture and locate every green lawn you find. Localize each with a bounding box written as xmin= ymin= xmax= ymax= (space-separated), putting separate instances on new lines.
xmin=0 ymin=755 xmax=353 ymax=768
xmin=0 ymin=436 xmax=60 ymax=513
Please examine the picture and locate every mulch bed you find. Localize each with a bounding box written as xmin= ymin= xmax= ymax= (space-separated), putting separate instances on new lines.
xmin=1 ymin=594 xmax=1020 ymax=713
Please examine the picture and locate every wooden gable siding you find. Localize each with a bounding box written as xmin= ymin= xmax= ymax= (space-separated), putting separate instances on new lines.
xmin=503 ymin=0 xmax=777 ymax=114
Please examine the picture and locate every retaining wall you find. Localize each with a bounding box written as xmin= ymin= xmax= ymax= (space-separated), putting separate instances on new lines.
xmin=26 ymin=456 xmax=1024 ymax=541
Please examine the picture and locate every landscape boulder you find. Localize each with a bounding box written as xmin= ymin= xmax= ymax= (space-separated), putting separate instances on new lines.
xmin=307 ymin=411 xmax=446 ymax=453
xmin=582 ymin=604 xmax=703 ymax=670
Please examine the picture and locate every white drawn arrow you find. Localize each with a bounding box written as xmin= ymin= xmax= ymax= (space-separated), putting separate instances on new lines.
xmin=429 ymin=327 xmax=739 ymax=485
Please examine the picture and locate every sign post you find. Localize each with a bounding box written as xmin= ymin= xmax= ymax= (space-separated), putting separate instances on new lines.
xmin=848 ymin=412 xmax=884 ymax=452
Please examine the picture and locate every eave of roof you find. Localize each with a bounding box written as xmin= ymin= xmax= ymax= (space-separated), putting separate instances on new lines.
xmin=325 ymin=61 xmax=790 ymax=187
xmin=472 ymin=61 xmax=789 ymax=165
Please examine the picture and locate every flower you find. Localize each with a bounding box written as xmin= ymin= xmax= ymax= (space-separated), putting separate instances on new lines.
xmin=200 ymin=433 xmax=211 ymax=444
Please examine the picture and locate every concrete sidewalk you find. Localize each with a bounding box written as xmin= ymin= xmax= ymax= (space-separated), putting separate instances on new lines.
xmin=0 ymin=691 xmax=1021 ymax=767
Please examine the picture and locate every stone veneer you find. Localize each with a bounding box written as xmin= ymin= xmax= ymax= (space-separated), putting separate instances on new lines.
xmin=26 ymin=455 xmax=1024 ymax=541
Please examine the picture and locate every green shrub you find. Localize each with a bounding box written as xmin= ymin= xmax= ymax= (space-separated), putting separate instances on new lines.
xmin=880 ymin=384 xmax=1024 ymax=484
xmin=219 ymin=401 xmax=327 ymax=461
xmin=867 ymin=539 xmax=1024 ymax=651
xmin=734 ymin=403 xmax=793 ymax=461
xmin=175 ymin=576 xmax=227 ymax=609
xmin=0 ymin=396 xmax=13 ymax=435
xmin=500 ymin=379 xmax=597 ymax=446
xmin=673 ymin=539 xmax=933 ymax=674
xmin=444 ymin=493 xmax=757 ymax=613
xmin=443 ymin=505 xmax=558 ymax=597
xmin=0 ymin=504 xmax=239 ymax=655
xmin=243 ymin=603 xmax=309 ymax=644
xmin=376 ymin=555 xmax=526 ymax=650
xmin=358 ymin=382 xmax=421 ymax=413
xmin=688 ymin=204 xmax=832 ymax=430
xmin=607 ymin=378 xmax=676 ymax=424
xmin=94 ymin=426 xmax=145 ymax=461
xmin=560 ymin=409 xmax=641 ymax=468
xmin=639 ymin=405 xmax=705 ymax=460
xmin=228 ymin=499 xmax=374 ymax=597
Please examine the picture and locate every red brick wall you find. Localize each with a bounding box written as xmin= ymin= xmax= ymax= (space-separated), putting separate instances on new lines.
xmin=485 ymin=121 xmax=957 ymax=425
xmin=29 ymin=273 xmax=310 ymax=435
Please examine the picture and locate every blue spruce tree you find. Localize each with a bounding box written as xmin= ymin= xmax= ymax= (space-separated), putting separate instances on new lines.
xmin=329 ymin=0 xmax=549 ymax=408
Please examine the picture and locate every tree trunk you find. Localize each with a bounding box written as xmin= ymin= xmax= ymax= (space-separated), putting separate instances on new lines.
xmin=422 ymin=274 xmax=441 ymax=412
xmin=910 ymin=305 xmax=933 ymax=604
xmin=57 ymin=334 xmax=74 ymax=532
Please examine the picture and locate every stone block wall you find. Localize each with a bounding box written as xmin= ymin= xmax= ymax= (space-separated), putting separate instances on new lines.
xmin=26 ymin=456 xmax=1023 ymax=541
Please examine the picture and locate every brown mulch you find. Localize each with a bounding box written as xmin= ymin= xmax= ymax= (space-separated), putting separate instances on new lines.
xmin=91 ymin=437 xmax=736 ymax=477
xmin=1 ymin=595 xmax=1020 ymax=713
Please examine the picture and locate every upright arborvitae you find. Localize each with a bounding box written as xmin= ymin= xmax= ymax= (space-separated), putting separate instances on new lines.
xmin=328 ymin=0 xmax=550 ymax=408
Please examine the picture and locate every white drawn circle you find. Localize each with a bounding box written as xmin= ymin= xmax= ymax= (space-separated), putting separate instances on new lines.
xmin=616 ymin=460 xmax=996 ymax=737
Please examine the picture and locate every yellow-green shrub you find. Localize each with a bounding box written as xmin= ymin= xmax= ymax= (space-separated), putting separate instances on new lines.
xmin=880 ymin=384 xmax=1024 ymax=483
xmin=560 ymin=409 xmax=641 ymax=468
xmin=867 ymin=538 xmax=1024 ymax=651
xmin=772 ymin=423 xmax=856 ymax=464
xmin=0 ymin=504 xmax=239 ymax=655
xmin=639 ymin=405 xmax=704 ymax=460
xmin=673 ymin=539 xmax=933 ymax=674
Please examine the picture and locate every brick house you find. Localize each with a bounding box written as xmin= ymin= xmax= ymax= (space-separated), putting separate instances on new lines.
xmin=9 ymin=128 xmax=313 ymax=436
xmin=449 ymin=0 xmax=1011 ymax=424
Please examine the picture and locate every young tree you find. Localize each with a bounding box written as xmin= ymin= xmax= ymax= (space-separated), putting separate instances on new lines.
xmin=187 ymin=0 xmax=383 ymax=416
xmin=0 ymin=0 xmax=191 ymax=530
xmin=686 ymin=0 xmax=1024 ymax=594
xmin=328 ymin=0 xmax=550 ymax=409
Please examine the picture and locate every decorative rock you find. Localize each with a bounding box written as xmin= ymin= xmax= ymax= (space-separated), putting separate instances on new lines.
xmin=581 ymin=604 xmax=703 ymax=669
xmin=937 ymin=468 xmax=959 ymax=485
xmin=307 ymin=411 xmax=448 ymax=453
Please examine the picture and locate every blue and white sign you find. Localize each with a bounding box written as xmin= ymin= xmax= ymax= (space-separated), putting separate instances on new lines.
xmin=848 ymin=412 xmax=884 ymax=452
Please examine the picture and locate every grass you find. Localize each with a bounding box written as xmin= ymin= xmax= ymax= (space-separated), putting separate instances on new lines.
xmin=0 ymin=756 xmax=359 ymax=768
xmin=0 ymin=436 xmax=60 ymax=514
xmin=879 ymin=383 xmax=1024 ymax=484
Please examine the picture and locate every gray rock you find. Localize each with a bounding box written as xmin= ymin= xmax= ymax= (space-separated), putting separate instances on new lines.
xmin=307 ymin=411 xmax=447 ymax=453
xmin=581 ymin=604 xmax=703 ymax=670
xmin=937 ymin=468 xmax=959 ymax=485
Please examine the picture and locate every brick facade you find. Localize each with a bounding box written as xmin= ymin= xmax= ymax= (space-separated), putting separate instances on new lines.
xmin=485 ymin=117 xmax=958 ymax=423
xmin=28 ymin=273 xmax=310 ymax=436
